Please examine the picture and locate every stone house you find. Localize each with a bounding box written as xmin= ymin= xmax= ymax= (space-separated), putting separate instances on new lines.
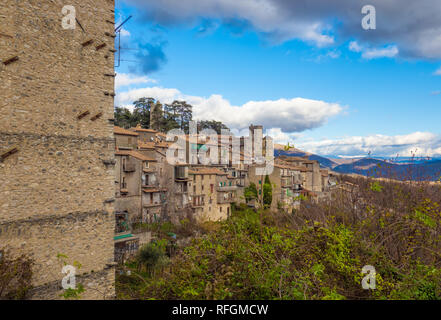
xmin=248 ymin=163 xmax=305 ymax=212
xmin=189 ymin=167 xmax=232 ymax=221
xmin=115 ymin=149 xmax=162 ymax=223
xmin=114 ymin=126 xmax=139 ymax=149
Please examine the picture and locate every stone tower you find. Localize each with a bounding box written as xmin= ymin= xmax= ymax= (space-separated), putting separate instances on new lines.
xmin=0 ymin=1 xmax=116 ymax=299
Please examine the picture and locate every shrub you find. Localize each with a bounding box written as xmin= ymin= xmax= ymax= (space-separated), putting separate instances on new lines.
xmin=0 ymin=250 xmax=34 ymax=300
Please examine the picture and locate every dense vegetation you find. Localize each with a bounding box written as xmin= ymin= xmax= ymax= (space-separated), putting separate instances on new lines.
xmin=0 ymin=250 xmax=33 ymax=300
xmin=115 ymin=97 xmax=229 ymax=134
xmin=117 ymin=175 xmax=441 ymax=300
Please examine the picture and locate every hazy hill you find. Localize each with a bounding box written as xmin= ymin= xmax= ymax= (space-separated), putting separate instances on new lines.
xmin=273 ymin=144 xmax=441 ymax=181
xmin=332 ymin=158 xmax=441 ymax=181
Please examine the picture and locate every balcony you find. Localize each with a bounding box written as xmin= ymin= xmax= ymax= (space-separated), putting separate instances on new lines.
xmin=281 ymin=179 xmax=293 ymax=188
xmin=192 ymin=202 xmax=205 ymax=208
xmin=123 ymin=163 xmax=136 ymax=172
xmin=142 ymin=183 xmax=160 ymax=189
xmin=175 ymin=166 xmax=189 ymax=181
xmin=217 ymin=196 xmax=236 ymax=204
xmin=217 ymin=185 xmax=238 ymax=192
xmin=143 ymin=201 xmax=162 ymax=208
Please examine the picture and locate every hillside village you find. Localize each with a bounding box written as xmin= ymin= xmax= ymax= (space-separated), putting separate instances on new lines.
xmin=113 ymin=120 xmax=334 ymax=262
xmin=0 ymin=0 xmax=336 ymax=299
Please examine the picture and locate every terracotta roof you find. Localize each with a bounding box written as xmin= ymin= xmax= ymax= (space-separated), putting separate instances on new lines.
xmin=138 ymin=141 xmax=156 ymax=149
xmin=155 ymin=142 xmax=171 ymax=148
xmin=114 ymin=126 xmax=139 ymax=136
xmin=131 ymin=124 xmax=158 ymax=133
xmin=115 ymin=150 xmax=157 ymax=162
xmin=132 ymin=128 xmax=158 ymax=133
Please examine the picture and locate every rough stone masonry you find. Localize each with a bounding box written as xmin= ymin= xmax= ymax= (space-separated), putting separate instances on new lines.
xmin=0 ymin=0 xmax=116 ymax=299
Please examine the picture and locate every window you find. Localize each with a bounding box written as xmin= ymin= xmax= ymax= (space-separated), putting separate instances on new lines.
xmin=220 ymin=207 xmax=222 ymax=212
xmin=201 ymin=175 xmax=204 ymax=181
xmin=202 ymin=185 xmax=204 ymax=191
xmin=144 ymin=162 xmax=149 ymax=169
xmin=210 ymin=184 xmax=214 ymax=193
xmin=193 ymin=185 xmax=196 ymax=193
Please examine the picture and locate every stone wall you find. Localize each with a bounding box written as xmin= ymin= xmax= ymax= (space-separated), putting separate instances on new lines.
xmin=1 ymin=0 xmax=116 ymax=299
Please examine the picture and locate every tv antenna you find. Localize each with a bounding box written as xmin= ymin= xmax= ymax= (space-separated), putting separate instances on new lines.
xmin=115 ymin=15 xmax=133 ymax=68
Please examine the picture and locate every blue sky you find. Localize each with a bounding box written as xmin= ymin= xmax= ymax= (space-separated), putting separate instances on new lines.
xmin=114 ymin=0 xmax=441 ymax=158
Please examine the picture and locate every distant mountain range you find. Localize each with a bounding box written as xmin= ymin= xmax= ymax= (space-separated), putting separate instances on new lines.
xmin=274 ymin=144 xmax=441 ymax=181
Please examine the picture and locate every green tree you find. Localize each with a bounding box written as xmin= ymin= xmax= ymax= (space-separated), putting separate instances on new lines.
xmin=114 ymin=106 xmax=136 ymax=128
xmin=168 ymin=101 xmax=193 ymax=133
xmin=197 ymin=120 xmax=230 ymax=134
xmin=244 ymin=183 xmax=258 ymax=202
xmin=263 ymin=175 xmax=272 ymax=208
xmin=133 ymin=97 xmax=156 ymax=128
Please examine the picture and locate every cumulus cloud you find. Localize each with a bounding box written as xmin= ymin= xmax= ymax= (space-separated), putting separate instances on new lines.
xmin=123 ymin=0 xmax=441 ymax=60
xmin=349 ymin=41 xmax=398 ymax=59
xmin=115 ymin=82 xmax=344 ymax=133
xmin=297 ymin=132 xmax=441 ymax=157
xmin=120 ymin=28 xmax=131 ymax=37
xmin=115 ymin=73 xmax=157 ymax=89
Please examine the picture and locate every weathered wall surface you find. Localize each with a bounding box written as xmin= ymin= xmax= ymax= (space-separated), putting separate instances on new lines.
xmin=0 ymin=0 xmax=116 ymax=299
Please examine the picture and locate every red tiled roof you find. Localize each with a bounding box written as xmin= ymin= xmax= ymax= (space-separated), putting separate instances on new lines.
xmin=132 ymin=127 xmax=158 ymax=133
xmin=114 ymin=126 xmax=139 ymax=136
xmin=138 ymin=141 xmax=156 ymax=149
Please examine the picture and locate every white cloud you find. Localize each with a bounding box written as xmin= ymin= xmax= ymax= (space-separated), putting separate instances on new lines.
xmin=265 ymin=128 xmax=303 ymax=144
xmin=115 ymin=73 xmax=157 ymax=89
xmin=434 ymin=67 xmax=441 ymax=76
xmin=349 ymin=41 xmax=362 ymax=53
xmin=116 ymin=86 xmax=344 ymax=133
xmin=297 ymin=132 xmax=441 ymax=157
xmin=120 ymin=28 xmax=131 ymax=37
xmin=349 ymin=41 xmax=398 ymax=60
xmin=125 ymin=0 xmax=441 ymax=60
xmin=362 ymin=46 xmax=399 ymax=60
xmin=125 ymin=0 xmax=335 ymax=47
